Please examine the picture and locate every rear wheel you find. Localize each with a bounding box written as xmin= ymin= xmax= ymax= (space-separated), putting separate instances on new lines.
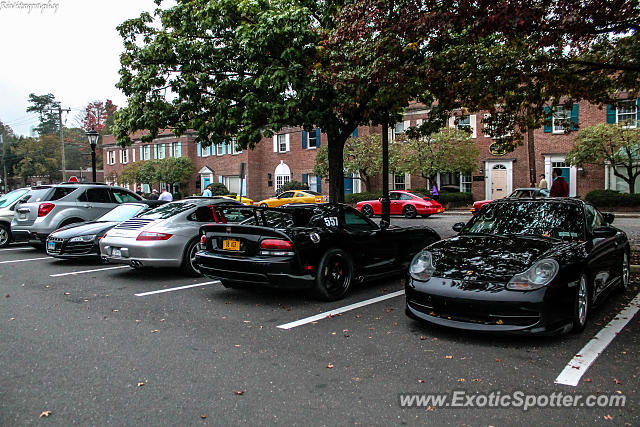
xmin=403 ymin=205 xmax=417 ymax=219
xmin=312 ymin=248 xmax=354 ymax=301
xmin=180 ymin=239 xmax=202 ymax=276
xmin=260 ymin=203 xmax=268 ymax=207
xmin=361 ymin=205 xmax=374 ymax=218
xmin=0 ymin=224 xmax=10 ymax=248
xmin=571 ymin=274 xmax=589 ymax=333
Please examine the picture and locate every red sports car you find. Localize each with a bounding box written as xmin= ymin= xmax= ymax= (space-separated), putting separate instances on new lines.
xmin=470 ymin=187 xmax=550 ymax=215
xmin=356 ymin=190 xmax=445 ymax=218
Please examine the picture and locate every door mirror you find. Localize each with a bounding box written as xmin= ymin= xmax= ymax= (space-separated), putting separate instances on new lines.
xmin=592 ymin=226 xmax=617 ymax=239
xmin=602 ymin=212 xmax=615 ymax=224
xmin=452 ymin=222 xmax=465 ymax=233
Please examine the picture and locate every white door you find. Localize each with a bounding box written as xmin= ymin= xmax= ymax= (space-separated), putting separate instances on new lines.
xmin=491 ymin=165 xmax=508 ymax=199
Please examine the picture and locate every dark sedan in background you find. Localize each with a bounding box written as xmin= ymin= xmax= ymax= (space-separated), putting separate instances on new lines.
xmin=196 ymin=203 xmax=441 ymax=301
xmin=46 ymin=200 xmax=166 ymax=259
xmin=406 ymin=198 xmax=629 ymax=335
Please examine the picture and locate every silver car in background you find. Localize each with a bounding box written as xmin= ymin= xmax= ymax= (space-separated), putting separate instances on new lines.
xmin=100 ymin=197 xmax=242 ymax=275
xmin=0 ymin=188 xmax=30 ymax=247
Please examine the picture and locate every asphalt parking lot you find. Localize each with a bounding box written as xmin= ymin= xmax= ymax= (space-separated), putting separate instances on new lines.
xmin=1 ymin=214 xmax=639 ymax=425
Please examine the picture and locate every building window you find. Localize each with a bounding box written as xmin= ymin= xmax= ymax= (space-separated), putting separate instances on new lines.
xmin=107 ymin=151 xmax=115 ymax=165
xmin=143 ymin=145 xmax=151 ymax=160
xmin=278 ymin=134 xmax=287 ymax=153
xmin=120 ymin=149 xmax=128 ymax=164
xmin=202 ymin=144 xmax=211 ymax=156
xmin=158 ymin=144 xmax=166 ymax=159
xmin=394 ymin=174 xmax=405 ymax=190
xmin=307 ymin=130 xmax=317 ymax=148
xmin=222 ymin=176 xmax=242 ymax=194
xmin=457 ymin=115 xmax=471 ymax=132
xmin=394 ymin=122 xmax=405 ymax=135
xmin=170 ymin=142 xmax=181 ymax=157
xmin=483 ymin=113 xmax=512 ymax=139
xmin=617 ymin=100 xmax=637 ymax=128
xmin=275 ymin=174 xmax=290 ymax=192
xmin=461 ymin=174 xmax=472 ymax=193
xmin=215 ymin=143 xmax=223 ymax=156
xmin=231 ymin=138 xmax=241 ymax=154
xmin=552 ymin=106 xmax=571 ymax=133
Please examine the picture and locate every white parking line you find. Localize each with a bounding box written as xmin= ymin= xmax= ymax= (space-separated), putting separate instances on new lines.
xmin=555 ymin=291 xmax=640 ymax=387
xmin=134 ymin=281 xmax=221 ymax=296
xmin=0 ymin=257 xmax=49 ymax=264
xmin=0 ymin=247 xmax=32 ymax=251
xmin=277 ymin=290 xmax=405 ymax=330
xmin=50 ymin=266 xmax=129 ymax=277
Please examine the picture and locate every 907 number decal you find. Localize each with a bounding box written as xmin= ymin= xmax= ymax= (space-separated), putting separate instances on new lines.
xmin=323 ymin=217 xmax=338 ymax=227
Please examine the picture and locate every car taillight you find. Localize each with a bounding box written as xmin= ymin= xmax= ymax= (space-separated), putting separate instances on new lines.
xmin=38 ymin=203 xmax=55 ymax=217
xmin=136 ymin=232 xmax=173 ymax=241
xmin=200 ymin=234 xmax=207 ymax=245
xmin=260 ymin=239 xmax=292 ymax=250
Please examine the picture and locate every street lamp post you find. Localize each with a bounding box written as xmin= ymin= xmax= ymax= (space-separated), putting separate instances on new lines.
xmin=86 ymin=128 xmax=99 ymax=183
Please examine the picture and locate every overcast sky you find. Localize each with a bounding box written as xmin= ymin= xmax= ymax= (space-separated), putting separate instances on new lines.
xmin=0 ymin=0 xmax=159 ymax=136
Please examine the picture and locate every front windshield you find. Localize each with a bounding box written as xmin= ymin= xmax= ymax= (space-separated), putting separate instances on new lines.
xmin=138 ymin=201 xmax=196 ymax=219
xmin=0 ymin=189 xmax=28 ymax=208
xmin=97 ymin=204 xmax=145 ymax=222
xmin=463 ymin=201 xmax=585 ymax=240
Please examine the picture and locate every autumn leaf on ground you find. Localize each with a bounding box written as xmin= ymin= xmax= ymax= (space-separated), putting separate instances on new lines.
xmin=40 ymin=410 xmax=52 ymax=417
xmin=445 ymin=355 xmax=453 ymax=359
xmin=604 ymin=415 xmax=613 ymax=420
xmin=457 ymin=378 xmax=466 ymax=382
xmin=495 ymin=359 xmax=502 ymax=363
xmin=472 ymin=378 xmax=482 ymax=382
xmin=151 ymin=330 xmax=159 ymax=333
xmin=419 ymin=336 xmax=426 ymax=340
xmin=613 ymin=378 xmax=622 ymax=384
xmin=385 ymin=307 xmax=392 ymax=313
xmin=426 ymin=406 xmax=436 ymax=411
xmin=201 ymin=415 xmax=207 ymax=419
xmin=418 ymin=379 xmax=425 ymax=383
xmin=327 ymin=363 xmax=334 ymax=369
xmin=234 ymin=390 xmax=244 ymax=395
xmin=64 ymin=292 xmax=70 ymax=296
xmin=137 ymin=382 xmax=145 ymax=387
xmin=584 ymin=378 xmax=592 ymax=382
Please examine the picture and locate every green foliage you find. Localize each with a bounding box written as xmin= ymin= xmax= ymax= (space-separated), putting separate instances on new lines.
xmin=344 ymin=191 xmax=382 ymax=204
xmin=26 ymin=93 xmax=60 ymax=136
xmin=412 ymin=188 xmax=473 ymax=207
xmin=156 ymin=157 xmax=195 ymax=185
xmin=13 ymin=134 xmax=61 ymax=182
xmin=211 ymin=182 xmax=228 ymax=196
xmin=278 ymin=181 xmax=309 ymax=194
xmin=567 ymin=124 xmax=640 ymax=194
xmin=584 ymin=190 xmax=640 ymax=207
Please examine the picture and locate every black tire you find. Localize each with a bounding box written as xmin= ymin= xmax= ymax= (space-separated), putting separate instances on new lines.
xmin=421 ymin=214 xmax=432 ymax=218
xmin=312 ymin=248 xmax=354 ymax=301
xmin=571 ymin=273 xmax=589 ymax=333
xmin=403 ymin=204 xmax=417 ymax=219
xmin=361 ymin=204 xmax=374 ymax=218
xmin=180 ymin=239 xmax=202 ymax=276
xmin=620 ymin=250 xmax=630 ymax=291
xmin=0 ymin=223 xmax=10 ymax=248
xmin=260 ymin=203 xmax=268 ymax=207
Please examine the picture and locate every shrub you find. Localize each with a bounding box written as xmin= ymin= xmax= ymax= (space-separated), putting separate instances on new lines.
xmin=412 ymin=188 xmax=473 ymax=207
xmin=584 ymin=189 xmax=640 ymax=207
xmin=345 ymin=191 xmax=382 ymax=204
xmin=277 ymin=181 xmax=309 ymax=194
xmin=211 ymin=182 xmax=229 ymax=196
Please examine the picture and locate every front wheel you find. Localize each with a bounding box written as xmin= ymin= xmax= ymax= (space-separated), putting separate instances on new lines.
xmin=180 ymin=239 xmax=202 ymax=276
xmin=403 ymin=205 xmax=417 ymax=219
xmin=361 ymin=205 xmax=374 ymax=218
xmin=571 ymin=274 xmax=589 ymax=333
xmin=312 ymin=248 xmax=354 ymax=301
xmin=0 ymin=224 xmax=10 ymax=248
xmin=260 ymin=203 xmax=268 ymax=207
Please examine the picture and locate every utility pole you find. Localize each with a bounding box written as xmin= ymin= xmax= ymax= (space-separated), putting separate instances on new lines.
xmin=48 ymin=106 xmax=71 ymax=181
xmin=0 ymin=134 xmax=7 ymax=192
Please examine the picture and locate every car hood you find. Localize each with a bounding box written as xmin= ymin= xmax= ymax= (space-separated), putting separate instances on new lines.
xmin=50 ymin=221 xmax=118 ymax=239
xmin=427 ymin=234 xmax=570 ymax=283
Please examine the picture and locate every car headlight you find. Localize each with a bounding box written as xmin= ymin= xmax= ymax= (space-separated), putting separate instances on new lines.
xmin=69 ymin=234 xmax=96 ymax=243
xmin=507 ymin=258 xmax=559 ymax=291
xmin=410 ymin=250 xmax=436 ymax=282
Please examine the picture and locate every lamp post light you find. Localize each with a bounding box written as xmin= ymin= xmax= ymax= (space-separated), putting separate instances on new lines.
xmin=86 ymin=128 xmax=99 ymax=182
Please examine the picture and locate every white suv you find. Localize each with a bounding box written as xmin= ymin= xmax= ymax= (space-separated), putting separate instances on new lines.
xmin=11 ymin=183 xmax=142 ymax=246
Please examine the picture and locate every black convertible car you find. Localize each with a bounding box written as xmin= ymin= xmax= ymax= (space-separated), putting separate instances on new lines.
xmin=406 ymin=198 xmax=630 ymax=335
xmin=195 ymin=204 xmax=441 ymax=300
xmin=46 ymin=200 xmax=166 ymax=259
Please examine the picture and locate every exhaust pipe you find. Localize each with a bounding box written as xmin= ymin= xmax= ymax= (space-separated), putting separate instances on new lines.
xmin=129 ymin=260 xmax=142 ymax=268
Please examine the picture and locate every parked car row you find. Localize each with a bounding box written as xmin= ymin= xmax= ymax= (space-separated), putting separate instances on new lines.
xmin=3 ymin=183 xmax=630 ymax=336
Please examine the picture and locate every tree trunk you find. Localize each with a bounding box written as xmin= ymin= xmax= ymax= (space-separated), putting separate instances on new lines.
xmin=527 ymin=127 xmax=537 ymax=187
xmin=326 ymin=132 xmax=348 ymax=203
xmin=360 ymin=171 xmax=372 ymax=193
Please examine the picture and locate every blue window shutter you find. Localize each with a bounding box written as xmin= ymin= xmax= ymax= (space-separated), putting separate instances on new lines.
xmin=317 ymin=175 xmax=322 ymax=193
xmin=543 ymin=106 xmax=552 ymax=133
xmin=302 ymin=131 xmax=307 ymax=149
xmin=352 ymin=128 xmax=358 ymax=138
xmin=316 ymin=128 xmax=321 ymax=147
xmin=302 ymin=173 xmax=308 ymax=185
xmin=606 ymin=104 xmax=616 ymax=123
xmin=570 ymin=104 xmax=579 ymax=131
xmin=637 ymin=98 xmax=640 ymax=122
xmin=221 ymin=142 xmax=227 ymax=155
xmin=140 ymin=146 xmax=143 ymax=160
xmin=197 ymin=143 xmax=201 ymax=157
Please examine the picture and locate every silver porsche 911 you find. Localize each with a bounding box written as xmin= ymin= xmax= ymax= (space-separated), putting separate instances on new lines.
xmin=99 ymin=197 xmax=243 ymax=275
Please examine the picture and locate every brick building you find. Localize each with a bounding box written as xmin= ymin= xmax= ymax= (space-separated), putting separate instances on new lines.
xmin=102 ymin=97 xmax=639 ymax=202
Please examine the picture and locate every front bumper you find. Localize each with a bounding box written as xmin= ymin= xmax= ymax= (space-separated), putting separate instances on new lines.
xmin=195 ymin=250 xmax=315 ymax=289
xmin=99 ymin=236 xmax=183 ymax=268
xmin=405 ymin=276 xmax=574 ymax=335
xmin=46 ymin=237 xmax=100 ymax=259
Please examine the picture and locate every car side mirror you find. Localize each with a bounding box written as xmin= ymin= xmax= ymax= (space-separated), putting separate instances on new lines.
xmin=452 ymin=222 xmax=465 ymax=232
xmin=592 ymin=226 xmax=617 ymax=239
xmin=602 ymin=212 xmax=615 ymax=225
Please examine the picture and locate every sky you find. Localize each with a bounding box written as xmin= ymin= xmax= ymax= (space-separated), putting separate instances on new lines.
xmin=0 ymin=0 xmax=160 ymax=136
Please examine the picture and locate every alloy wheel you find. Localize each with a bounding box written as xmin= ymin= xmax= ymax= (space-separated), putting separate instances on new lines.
xmin=577 ymin=276 xmax=588 ymax=327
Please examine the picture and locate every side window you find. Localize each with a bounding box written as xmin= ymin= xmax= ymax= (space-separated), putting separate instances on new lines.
xmin=584 ymin=205 xmax=602 ymax=232
xmin=295 ymin=193 xmax=306 ymax=198
xmin=278 ymin=192 xmax=294 ymax=199
xmin=83 ymin=188 xmax=113 ymax=203
xmin=112 ymin=189 xmax=140 ymax=203
xmin=389 ymin=193 xmax=400 ymax=201
xmin=50 ymin=187 xmax=77 ymax=201
xmin=399 ymin=194 xmax=412 ymax=201
xmin=343 ymin=209 xmax=377 ymax=231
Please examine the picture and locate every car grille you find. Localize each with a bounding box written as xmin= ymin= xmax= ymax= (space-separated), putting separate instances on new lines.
xmin=46 ymin=237 xmax=64 ymax=254
xmin=114 ymin=218 xmax=156 ymax=230
xmin=63 ymin=241 xmax=97 ymax=255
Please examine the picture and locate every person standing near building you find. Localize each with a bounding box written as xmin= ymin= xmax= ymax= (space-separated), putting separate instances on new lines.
xmin=549 ymin=168 xmax=569 ymax=197
xmin=135 ymin=186 xmax=144 ymax=196
xmin=148 ymin=189 xmax=159 ymax=200
xmin=202 ymin=184 xmax=212 ymax=197
xmin=159 ymin=188 xmax=173 ymax=201
xmin=538 ymin=173 xmax=548 ymax=189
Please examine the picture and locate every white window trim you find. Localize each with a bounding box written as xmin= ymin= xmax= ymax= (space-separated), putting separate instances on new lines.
xmin=616 ymin=99 xmax=638 ymax=129
xmin=552 ymin=106 xmax=570 ymax=134
xmin=544 ymin=155 xmax=577 ymax=197
xmin=107 ymin=151 xmax=115 ymax=165
xmin=231 ymin=138 xmax=241 ymax=155
xmin=277 ymin=134 xmax=290 ymax=153
xmin=307 ymin=131 xmax=318 ymax=150
xmin=120 ymin=149 xmax=129 ymax=164
xmin=483 ymin=113 xmax=511 ymax=139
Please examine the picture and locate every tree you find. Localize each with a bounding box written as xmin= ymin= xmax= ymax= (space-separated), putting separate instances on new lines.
xmin=114 ymin=0 xmax=424 ymax=203
xmin=118 ymin=162 xmax=144 ymax=186
xmin=566 ymin=124 xmax=640 ymax=194
xmin=156 ymin=157 xmax=195 ymax=187
xmin=26 ymin=93 xmax=60 ymax=135
xmin=78 ymin=100 xmax=118 ymax=134
xmin=13 ymin=135 xmax=61 ymax=183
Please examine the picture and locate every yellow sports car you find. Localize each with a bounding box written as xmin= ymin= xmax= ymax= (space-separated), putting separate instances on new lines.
xmin=222 ymin=195 xmax=254 ymax=206
xmin=256 ymin=190 xmax=328 ymax=207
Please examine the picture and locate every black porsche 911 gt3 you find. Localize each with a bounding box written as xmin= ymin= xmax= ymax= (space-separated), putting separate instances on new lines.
xmin=195 ymin=203 xmax=441 ymax=300
xmin=406 ymin=198 xmax=630 ymax=335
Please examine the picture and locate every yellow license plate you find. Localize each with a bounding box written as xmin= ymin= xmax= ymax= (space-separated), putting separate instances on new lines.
xmin=222 ymin=239 xmax=240 ymax=251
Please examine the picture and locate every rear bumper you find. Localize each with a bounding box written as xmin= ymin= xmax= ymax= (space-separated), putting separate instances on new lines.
xmin=416 ymin=206 xmax=445 ymax=215
xmin=195 ymin=251 xmax=315 ymax=289
xmin=12 ymin=229 xmax=47 ymax=243
xmin=99 ymin=237 xmax=183 ymax=268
